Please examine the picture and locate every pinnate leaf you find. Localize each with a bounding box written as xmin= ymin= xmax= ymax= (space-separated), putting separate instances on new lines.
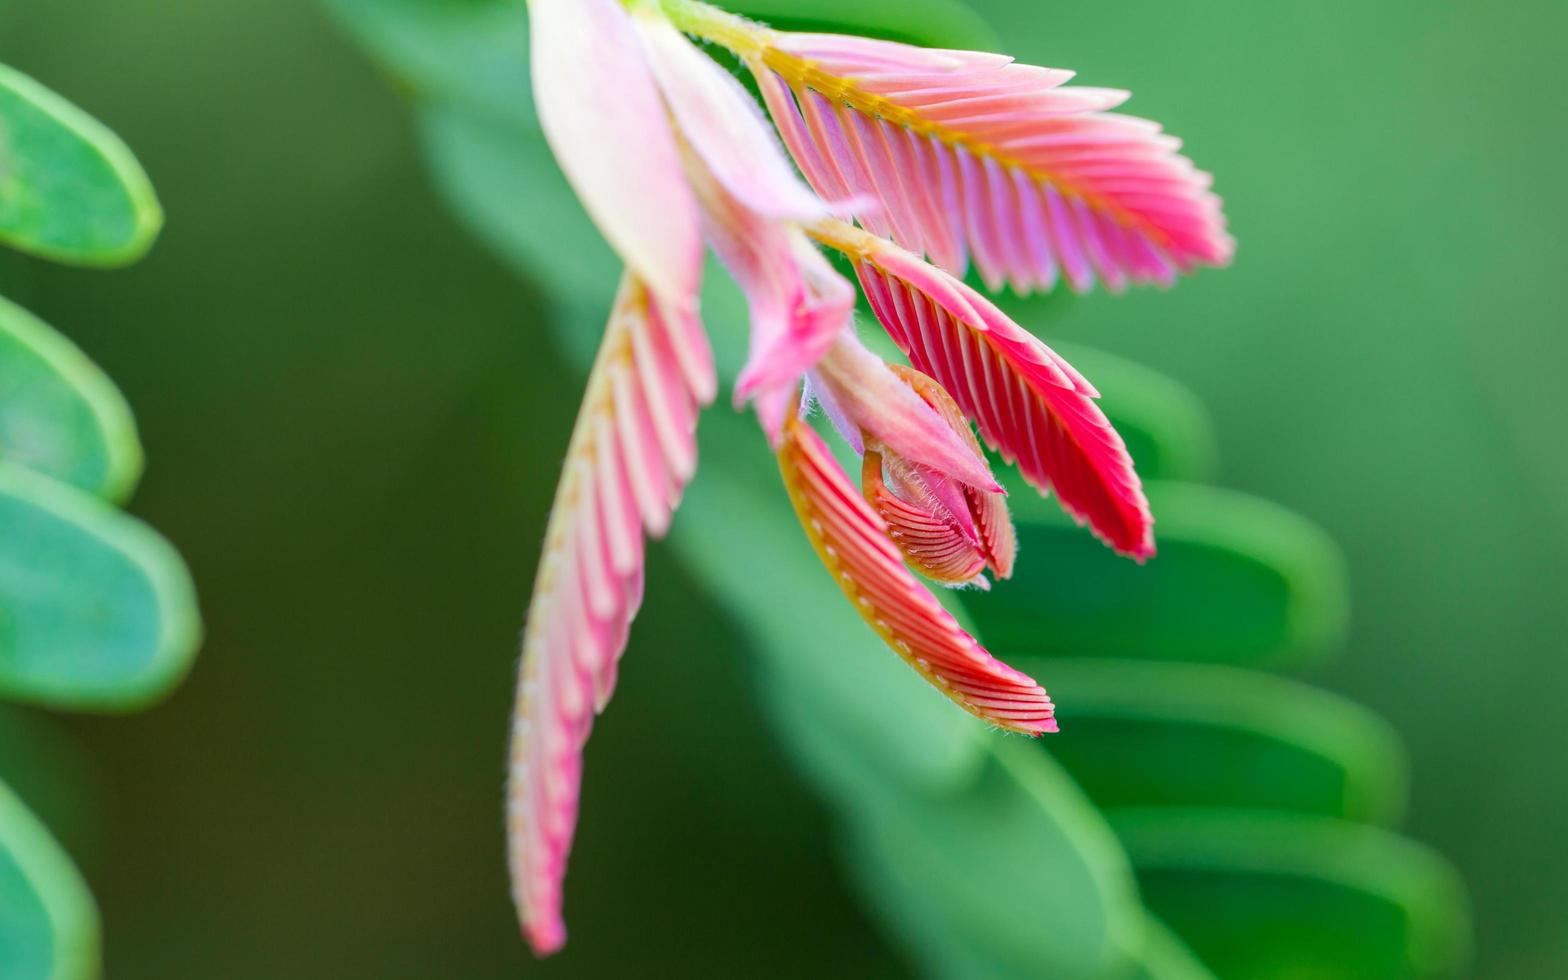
xmin=0 ymin=63 xmax=161 ymax=266
xmin=0 ymin=780 xmax=97 ymax=980
xmin=0 ymin=295 xmax=141 ymax=502
xmin=0 ymin=462 xmax=199 ymax=710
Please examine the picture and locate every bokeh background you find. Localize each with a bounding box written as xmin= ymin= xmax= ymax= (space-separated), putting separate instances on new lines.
xmin=1 ymin=0 xmax=1565 ymax=976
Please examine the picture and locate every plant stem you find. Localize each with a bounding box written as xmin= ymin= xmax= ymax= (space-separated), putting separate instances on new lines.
xmin=658 ymin=0 xmax=771 ymax=57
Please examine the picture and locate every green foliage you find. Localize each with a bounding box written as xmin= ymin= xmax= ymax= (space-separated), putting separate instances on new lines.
xmin=1051 ymin=342 xmax=1217 ymax=483
xmin=722 ymin=0 xmax=998 ymax=47
xmin=0 ymin=295 xmax=141 ymax=503
xmin=1028 ymin=658 xmax=1407 ymax=824
xmin=844 ymin=741 xmax=1141 ymax=978
xmin=325 ymin=0 xmax=534 ymax=127
xmin=0 ymin=462 xmax=199 ymax=710
xmin=0 ymin=64 xmax=161 ymax=267
xmin=1112 ymin=809 xmax=1469 ymax=980
xmin=0 ymin=783 xmax=97 ymax=980
xmin=327 ymin=1 xmax=1470 ymax=976
xmin=965 ymin=479 xmax=1350 ymax=670
xmin=0 ymin=56 xmax=194 ymax=980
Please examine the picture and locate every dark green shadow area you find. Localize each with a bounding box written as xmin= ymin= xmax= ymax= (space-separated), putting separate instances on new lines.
xmin=963 ymin=481 xmax=1348 ymax=669
xmin=1111 ymin=808 xmax=1469 ymax=980
xmin=1022 ymin=658 xmax=1406 ymax=824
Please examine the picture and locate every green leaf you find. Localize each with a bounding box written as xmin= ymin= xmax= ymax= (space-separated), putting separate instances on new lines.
xmin=1051 ymin=342 xmax=1217 ymax=483
xmin=417 ymin=102 xmax=611 ymax=360
xmin=322 ymin=0 xmax=534 ymax=127
xmin=0 ymin=63 xmax=161 ymax=267
xmin=1131 ymin=916 xmax=1218 ymax=980
xmin=1111 ymin=808 xmax=1470 ymax=980
xmin=0 ymin=780 xmax=97 ymax=980
xmin=1025 ymin=658 xmax=1406 ymax=824
xmin=721 ymin=0 xmax=999 ymax=48
xmin=0 ymin=295 xmax=141 ymax=503
xmin=962 ymin=481 xmax=1350 ymax=670
xmin=839 ymin=741 xmax=1144 ymax=979
xmin=0 ymin=462 xmax=199 ymax=709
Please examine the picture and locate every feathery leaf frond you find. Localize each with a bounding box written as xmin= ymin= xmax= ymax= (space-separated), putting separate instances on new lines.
xmin=508 ymin=274 xmax=713 ymax=956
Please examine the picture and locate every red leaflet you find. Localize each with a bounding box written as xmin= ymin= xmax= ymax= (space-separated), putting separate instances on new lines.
xmin=778 ymin=415 xmax=1057 ymax=735
xmin=853 ymin=238 xmax=1154 ymax=558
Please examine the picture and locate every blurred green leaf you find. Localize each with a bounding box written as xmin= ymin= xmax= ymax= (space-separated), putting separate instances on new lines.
xmin=722 ymin=0 xmax=998 ymax=47
xmin=840 ymin=831 xmax=1033 ymax=980
xmin=418 ymin=103 xmax=753 ymax=375
xmin=1052 ymin=342 xmax=1217 ymax=483
xmin=1111 ymin=808 xmax=1470 ymax=980
xmin=839 ymin=741 xmax=1143 ymax=979
xmin=0 ymin=63 xmax=161 ymax=267
xmin=963 ymin=481 xmax=1350 ymax=670
xmin=751 ymin=659 xmax=982 ymax=802
xmin=0 ymin=295 xmax=141 ymax=503
xmin=1131 ymin=916 xmax=1218 ymax=980
xmin=0 ymin=462 xmax=199 ymax=709
xmin=1025 ymin=658 xmax=1406 ymax=824
xmin=0 ymin=780 xmax=96 ymax=980
xmin=416 ymin=102 xmax=610 ymax=359
xmin=322 ymin=0 xmax=534 ymax=127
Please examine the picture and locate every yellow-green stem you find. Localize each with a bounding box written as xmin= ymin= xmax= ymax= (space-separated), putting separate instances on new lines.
xmin=657 ymin=0 xmax=772 ymax=56
xmin=804 ymin=216 xmax=883 ymax=262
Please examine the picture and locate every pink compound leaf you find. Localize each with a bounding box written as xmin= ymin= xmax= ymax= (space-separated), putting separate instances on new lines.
xmin=508 ymin=274 xmax=713 ymax=957
xmin=745 ymin=31 xmax=1232 ymax=294
xmin=777 ymin=414 xmax=1057 ymax=735
xmin=831 ymin=229 xmax=1153 ymax=559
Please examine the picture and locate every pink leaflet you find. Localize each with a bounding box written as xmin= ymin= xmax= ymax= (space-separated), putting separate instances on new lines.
xmin=753 ymin=31 xmax=1233 ymax=293
xmin=530 ymin=0 xmax=702 ymax=308
xmin=856 ymin=242 xmax=1154 ymax=559
xmin=777 ymin=415 xmax=1056 ymax=734
xmin=810 ymin=329 xmax=1002 ymax=495
xmin=684 ymin=148 xmax=854 ymax=443
xmin=636 ymin=10 xmax=827 ymax=221
xmin=508 ymin=275 xmax=714 ymax=957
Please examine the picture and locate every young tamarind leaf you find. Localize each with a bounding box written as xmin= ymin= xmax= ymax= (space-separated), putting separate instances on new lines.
xmin=0 ymin=63 xmax=161 ymax=266
xmin=0 ymin=295 xmax=142 ymax=503
xmin=1111 ymin=808 xmax=1470 ymax=980
xmin=0 ymin=462 xmax=199 ymax=710
xmin=0 ymin=780 xmax=97 ymax=980
xmin=1022 ymin=657 xmax=1407 ymax=824
xmin=963 ymin=480 xmax=1350 ymax=669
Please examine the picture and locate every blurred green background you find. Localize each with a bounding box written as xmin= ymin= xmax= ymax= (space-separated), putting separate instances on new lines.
xmin=1 ymin=0 xmax=1564 ymax=976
